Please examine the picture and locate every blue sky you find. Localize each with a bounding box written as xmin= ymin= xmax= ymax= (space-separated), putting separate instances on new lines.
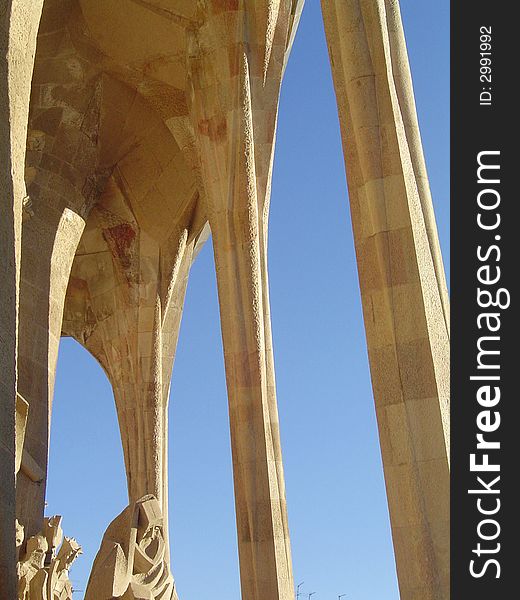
xmin=47 ymin=1 xmax=449 ymax=598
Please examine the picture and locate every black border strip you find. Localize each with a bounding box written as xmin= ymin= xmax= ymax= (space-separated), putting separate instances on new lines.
xmin=451 ymin=2 xmax=518 ymax=597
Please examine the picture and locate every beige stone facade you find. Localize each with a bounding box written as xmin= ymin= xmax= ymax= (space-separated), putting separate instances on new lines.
xmin=1 ymin=2 xmax=449 ymax=599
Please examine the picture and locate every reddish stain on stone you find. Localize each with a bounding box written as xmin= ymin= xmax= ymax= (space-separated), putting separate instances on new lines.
xmin=212 ymin=0 xmax=239 ymax=14
xmin=64 ymin=277 xmax=90 ymax=316
xmin=66 ymin=276 xmax=88 ymax=300
xmin=68 ymin=276 xmax=88 ymax=290
xmin=228 ymin=44 xmax=241 ymax=77
xmin=198 ymin=116 xmax=227 ymax=143
xmin=103 ymin=223 xmax=136 ymax=270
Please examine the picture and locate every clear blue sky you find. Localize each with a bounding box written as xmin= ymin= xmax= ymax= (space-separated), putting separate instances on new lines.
xmin=47 ymin=1 xmax=449 ymax=598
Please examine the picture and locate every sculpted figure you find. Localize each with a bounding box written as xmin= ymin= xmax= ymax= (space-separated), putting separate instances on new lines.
xmin=45 ymin=537 xmax=82 ymax=600
xmin=16 ymin=516 xmax=81 ymax=600
xmin=85 ymin=495 xmax=177 ymax=600
xmin=17 ymin=532 xmax=48 ymax=600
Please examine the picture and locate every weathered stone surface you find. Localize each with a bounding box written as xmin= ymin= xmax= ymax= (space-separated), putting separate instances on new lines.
xmin=1 ymin=1 xmax=449 ymax=599
xmin=1 ymin=2 xmax=45 ymax=593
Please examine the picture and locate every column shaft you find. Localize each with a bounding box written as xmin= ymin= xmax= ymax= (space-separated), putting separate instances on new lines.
xmin=189 ymin=3 xmax=296 ymax=597
xmin=0 ymin=2 xmax=44 ymax=595
xmin=321 ymin=2 xmax=450 ymax=599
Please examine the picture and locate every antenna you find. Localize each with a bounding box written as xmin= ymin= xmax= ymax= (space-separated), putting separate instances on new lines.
xmin=296 ymin=581 xmax=305 ymax=600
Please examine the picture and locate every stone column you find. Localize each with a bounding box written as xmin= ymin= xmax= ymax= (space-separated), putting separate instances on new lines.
xmin=321 ymin=1 xmax=450 ymax=599
xmin=16 ymin=209 xmax=85 ymax=538
xmin=383 ymin=0 xmax=450 ymax=333
xmin=105 ymin=234 xmax=194 ymax=516
xmin=189 ymin=3 xmax=296 ymax=598
xmin=0 ymin=2 xmax=44 ymax=595
xmin=65 ymin=191 xmax=198 ymax=559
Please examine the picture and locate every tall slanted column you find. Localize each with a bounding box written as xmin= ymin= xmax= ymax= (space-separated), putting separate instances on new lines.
xmin=321 ymin=1 xmax=450 ymax=599
xmin=188 ymin=2 xmax=300 ymax=598
xmin=0 ymin=2 xmax=44 ymax=595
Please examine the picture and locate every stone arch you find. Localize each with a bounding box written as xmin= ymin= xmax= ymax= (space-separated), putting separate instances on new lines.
xmin=15 ymin=0 xmax=208 ymax=541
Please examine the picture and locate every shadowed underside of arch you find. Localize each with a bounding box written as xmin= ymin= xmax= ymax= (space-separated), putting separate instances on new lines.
xmin=2 ymin=1 xmax=449 ymax=599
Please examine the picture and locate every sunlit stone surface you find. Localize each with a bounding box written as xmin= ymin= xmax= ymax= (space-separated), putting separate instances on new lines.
xmin=1 ymin=2 xmax=449 ymax=599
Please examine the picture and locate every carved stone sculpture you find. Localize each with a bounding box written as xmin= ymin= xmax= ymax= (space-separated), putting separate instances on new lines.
xmin=45 ymin=537 xmax=82 ymax=600
xmin=17 ymin=532 xmax=47 ymax=600
xmin=16 ymin=516 xmax=81 ymax=600
xmin=85 ymin=495 xmax=177 ymax=600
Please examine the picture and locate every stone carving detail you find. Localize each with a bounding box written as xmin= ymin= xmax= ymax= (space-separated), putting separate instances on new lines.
xmin=85 ymin=495 xmax=178 ymax=600
xmin=17 ymin=515 xmax=81 ymax=600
